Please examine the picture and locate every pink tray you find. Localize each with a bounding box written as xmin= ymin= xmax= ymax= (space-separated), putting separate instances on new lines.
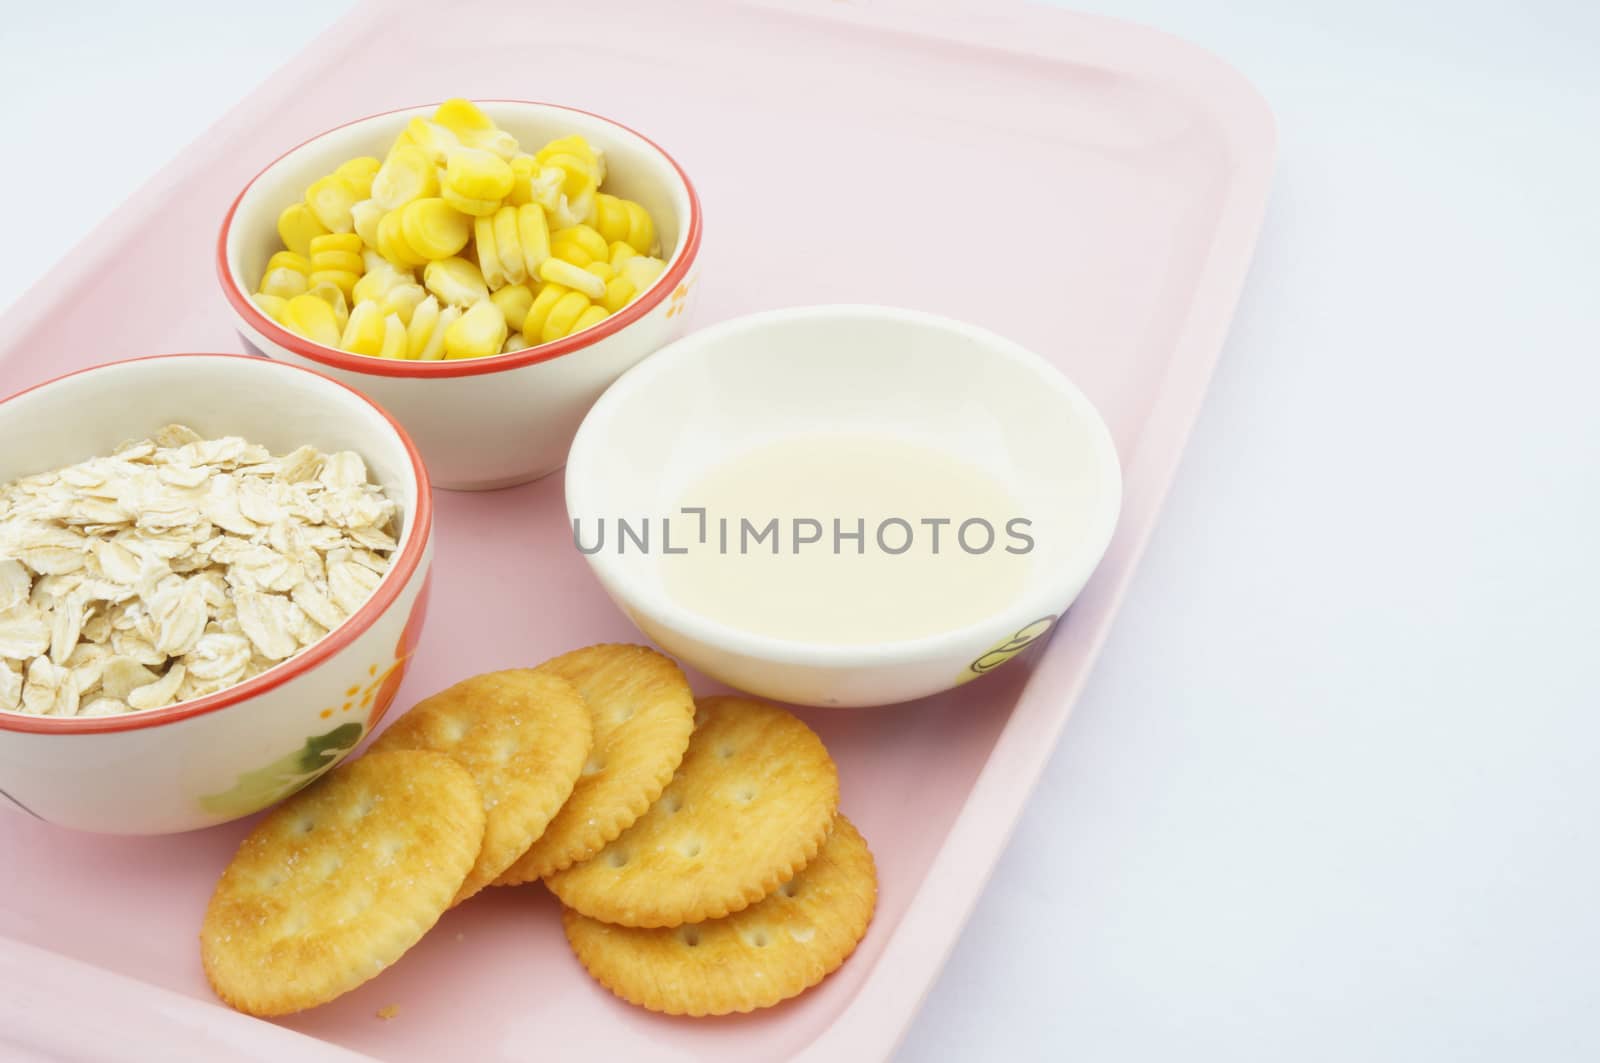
xmin=0 ymin=1 xmax=1273 ymax=1059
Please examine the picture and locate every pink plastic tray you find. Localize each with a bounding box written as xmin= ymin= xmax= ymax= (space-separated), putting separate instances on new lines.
xmin=0 ymin=1 xmax=1273 ymax=1059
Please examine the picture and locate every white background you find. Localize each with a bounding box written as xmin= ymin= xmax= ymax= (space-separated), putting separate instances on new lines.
xmin=3 ymin=2 xmax=1598 ymax=1060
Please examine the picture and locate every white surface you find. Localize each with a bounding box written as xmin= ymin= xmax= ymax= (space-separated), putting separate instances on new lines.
xmin=2 ymin=1 xmax=1597 ymax=1060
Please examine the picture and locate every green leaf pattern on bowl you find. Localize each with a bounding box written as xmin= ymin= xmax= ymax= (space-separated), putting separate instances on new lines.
xmin=198 ymin=721 xmax=364 ymax=818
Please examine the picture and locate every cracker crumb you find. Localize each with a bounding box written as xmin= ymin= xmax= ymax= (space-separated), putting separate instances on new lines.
xmin=376 ymin=1004 xmax=400 ymax=1020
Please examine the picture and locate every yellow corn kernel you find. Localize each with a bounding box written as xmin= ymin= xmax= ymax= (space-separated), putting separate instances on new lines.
xmin=490 ymin=283 xmax=534 ymax=333
xmin=432 ymin=98 xmax=495 ymax=136
xmin=404 ymin=118 xmax=463 ymax=165
xmin=600 ymin=274 xmax=637 ymax=313
xmin=309 ymin=269 xmax=359 ymax=300
xmin=609 ymin=241 xmax=638 ymax=267
xmin=538 ymin=257 xmax=606 ymax=301
xmin=305 ymin=174 xmax=361 ymax=234
xmin=379 ymin=283 xmax=427 ymax=325
xmin=351 ymin=258 xmax=410 ymax=305
xmin=423 ymin=256 xmax=488 ymax=308
xmin=341 ymin=300 xmax=387 ymax=356
xmin=571 ymin=304 xmax=609 ymax=334
xmin=444 ymin=299 xmax=507 ymax=360
xmin=502 ymin=331 xmax=525 ymax=354
xmin=417 ymin=304 xmax=461 ymax=361
xmin=350 ymin=199 xmax=385 ymax=249
xmin=309 ymin=232 xmax=366 ymax=276
xmin=376 ymin=210 xmax=427 ymax=267
xmin=516 ymin=203 xmax=551 ymax=276
xmin=506 ymin=155 xmax=537 ymax=207
xmin=259 ymin=267 xmax=309 ymax=300
xmin=377 ymin=313 xmax=409 ymax=359
xmin=280 ymin=293 xmax=341 ymax=346
xmin=519 ymin=161 xmax=565 ymax=212
xmin=305 ymin=280 xmax=349 ymax=329
xmin=441 ymin=187 xmax=502 ymax=217
xmin=591 ymin=194 xmax=656 ymax=253
xmin=551 ymin=225 xmax=607 ymax=264
xmin=277 ymin=202 xmax=329 ymax=257
xmin=473 ymin=212 xmax=508 ymax=290
xmin=585 ymin=261 xmax=616 ymax=283
xmin=335 ymin=157 xmax=382 ymax=198
xmin=547 ymin=186 xmax=596 ymax=230
xmin=252 ymin=292 xmax=288 ymax=322
xmin=490 ymin=205 xmax=526 ymax=285
xmin=621 ymin=255 xmax=666 ymax=293
xmin=370 ymin=145 xmax=439 ymax=211
xmin=405 ymin=295 xmax=440 ymax=359
xmin=399 ymin=198 xmax=471 ymax=259
xmin=443 ymin=148 xmax=513 ymax=211
xmin=534 ymin=134 xmax=605 ymax=192
xmin=549 ymin=238 xmax=594 ymax=268
xmin=265 ymin=251 xmax=311 ymax=276
xmin=460 ymin=126 xmax=519 ymax=160
xmin=522 ymin=283 xmax=568 ymax=340
xmin=541 ymin=290 xmax=593 ymax=343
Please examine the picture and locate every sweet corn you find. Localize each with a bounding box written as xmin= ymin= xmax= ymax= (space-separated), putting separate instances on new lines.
xmin=309 ymin=233 xmax=366 ymax=276
xmin=309 ymin=268 xmax=360 ymax=300
xmin=502 ymin=332 xmax=525 ymax=354
xmin=547 ymin=186 xmax=595 ymax=230
xmin=335 ymin=157 xmax=382 ymax=197
xmin=432 ymin=98 xmax=494 ymax=136
xmin=377 ymin=313 xmax=409 ymax=359
xmin=341 ymin=300 xmax=388 ymax=356
xmin=443 ymin=298 xmax=507 ymax=360
xmin=351 ymin=257 xmax=412 ymax=305
xmin=405 ymin=295 xmax=440 ymax=359
xmin=305 ymin=280 xmax=349 ymax=330
xmin=591 ymin=193 xmax=656 ymax=254
xmin=490 ymin=283 xmax=534 ymax=332
xmin=379 ymin=283 xmax=427 ymax=325
xmin=277 ymin=202 xmax=329 ymax=257
xmin=535 ymin=135 xmax=605 ymax=195
xmin=541 ymin=290 xmax=593 ymax=343
xmin=473 ymin=212 xmax=509 ymax=290
xmin=585 ymin=261 xmax=616 ymax=283
xmin=404 ymin=117 xmax=463 ymax=165
xmin=350 ymin=198 xmax=385 ymax=249
xmin=259 ymin=268 xmax=308 ymax=300
xmin=549 ymin=237 xmax=595 ymax=268
xmin=280 ymin=293 xmax=341 ymax=346
xmin=572 ymin=304 xmax=609 ymax=334
xmin=443 ymin=148 xmax=514 ymax=210
xmin=252 ymin=292 xmax=288 ymax=321
xmin=423 ymin=256 xmax=488 ymax=307
xmin=538 ymin=257 xmax=606 ymax=301
xmin=376 ymin=210 xmax=427 ymax=267
xmin=621 ymin=255 xmax=666 ymax=293
xmin=460 ymin=126 xmax=519 ymax=160
xmin=609 ymin=241 xmax=638 ymax=267
xmin=489 ymin=205 xmax=527 ymax=285
xmin=412 ymin=302 xmax=461 ymax=361
xmin=516 ymin=203 xmax=551 ymax=275
xmin=522 ymin=283 xmax=568 ymax=340
xmin=305 ymin=173 xmax=362 ymax=234
xmin=370 ymin=145 xmax=438 ymax=211
xmin=507 ymin=155 xmax=539 ymax=207
xmin=600 ymin=274 xmax=637 ymax=313
xmin=266 ymin=251 xmax=311 ymax=277
xmin=551 ymin=225 xmax=608 ymax=265
xmin=399 ymin=198 xmax=471 ymax=259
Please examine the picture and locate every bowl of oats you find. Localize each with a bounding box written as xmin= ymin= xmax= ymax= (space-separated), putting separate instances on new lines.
xmin=0 ymin=354 xmax=433 ymax=834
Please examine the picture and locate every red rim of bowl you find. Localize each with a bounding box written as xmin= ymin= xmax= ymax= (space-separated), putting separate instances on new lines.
xmin=0 ymin=353 xmax=434 ymax=735
xmin=217 ymin=100 xmax=704 ymax=379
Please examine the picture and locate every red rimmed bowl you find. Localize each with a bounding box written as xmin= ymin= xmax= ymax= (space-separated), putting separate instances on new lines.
xmin=219 ymin=101 xmax=703 ymax=491
xmin=0 ymin=355 xmax=433 ymax=834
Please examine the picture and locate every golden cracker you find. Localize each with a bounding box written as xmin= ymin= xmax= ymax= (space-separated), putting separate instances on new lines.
xmin=545 ymin=695 xmax=839 ymax=927
xmin=563 ymin=815 xmax=877 ymax=1016
xmin=201 ymin=750 xmax=484 ymax=1017
xmin=495 ymin=645 xmax=695 ymax=885
xmin=368 ymin=668 xmax=592 ymax=904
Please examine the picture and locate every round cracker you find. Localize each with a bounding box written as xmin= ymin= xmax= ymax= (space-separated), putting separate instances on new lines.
xmin=368 ymin=669 xmax=592 ymax=904
xmin=545 ymin=695 xmax=839 ymax=927
xmin=495 ymin=645 xmax=695 ymax=885
xmin=201 ymin=750 xmax=484 ymax=1016
xmin=563 ymin=815 xmax=876 ymax=1015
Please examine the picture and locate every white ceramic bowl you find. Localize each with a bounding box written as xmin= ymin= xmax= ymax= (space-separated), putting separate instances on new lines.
xmin=565 ymin=306 xmax=1123 ymax=708
xmin=0 ymin=355 xmax=434 ymax=834
xmin=219 ymin=101 xmax=703 ymax=491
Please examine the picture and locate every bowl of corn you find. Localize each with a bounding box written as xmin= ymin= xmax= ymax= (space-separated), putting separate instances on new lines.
xmin=219 ymin=99 xmax=703 ymax=491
